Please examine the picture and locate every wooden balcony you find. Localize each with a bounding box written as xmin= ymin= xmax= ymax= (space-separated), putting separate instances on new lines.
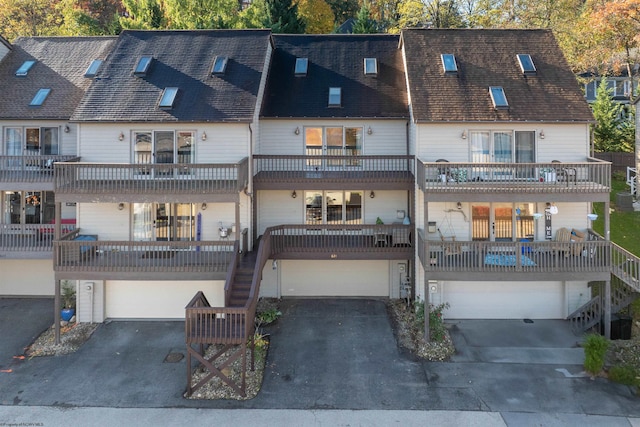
xmin=418 ymin=158 xmax=611 ymax=202
xmin=54 ymin=237 xmax=236 ymax=280
xmin=0 ymin=155 xmax=79 ymax=190
xmin=268 ymin=224 xmax=414 ymax=260
xmin=253 ymin=155 xmax=415 ymax=190
xmin=53 ymin=158 xmax=249 ymax=203
xmin=417 ymin=230 xmax=611 ymax=281
xmin=0 ymin=224 xmax=74 ymax=258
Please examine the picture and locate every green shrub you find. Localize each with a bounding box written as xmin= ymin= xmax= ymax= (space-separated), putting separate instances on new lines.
xmin=415 ymin=301 xmax=450 ymax=343
xmin=608 ymin=364 xmax=640 ymax=387
xmin=584 ymin=334 xmax=609 ymax=375
xmin=256 ymin=308 xmax=282 ymax=326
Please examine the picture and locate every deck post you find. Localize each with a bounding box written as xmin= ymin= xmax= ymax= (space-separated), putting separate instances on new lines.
xmin=424 ymin=277 xmax=430 ymax=343
xmin=603 ymin=279 xmax=611 ymax=339
xmin=54 ymin=279 xmax=61 ymax=344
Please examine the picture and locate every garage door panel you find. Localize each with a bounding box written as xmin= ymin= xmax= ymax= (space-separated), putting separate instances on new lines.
xmin=444 ymin=281 xmax=564 ymax=319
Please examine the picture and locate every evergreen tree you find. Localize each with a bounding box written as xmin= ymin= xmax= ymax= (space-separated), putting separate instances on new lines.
xmin=264 ymin=0 xmax=305 ymax=34
xmin=352 ymin=4 xmax=378 ymax=34
xmin=591 ymin=78 xmax=633 ymax=152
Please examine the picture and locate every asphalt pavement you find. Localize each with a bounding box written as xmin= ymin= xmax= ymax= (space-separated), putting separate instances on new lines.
xmin=0 ymin=297 xmax=639 ymax=426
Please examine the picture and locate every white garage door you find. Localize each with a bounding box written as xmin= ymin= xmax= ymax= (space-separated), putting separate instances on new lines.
xmin=281 ymin=260 xmax=389 ymax=297
xmin=443 ymin=281 xmax=564 ymax=319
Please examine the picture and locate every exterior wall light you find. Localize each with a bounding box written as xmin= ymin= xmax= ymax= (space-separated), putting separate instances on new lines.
xmin=294 ymin=127 xmax=300 ymax=135
xmin=291 ymin=190 xmax=297 ymax=198
xmin=201 ymin=131 xmax=207 ymax=141
xmin=118 ymin=132 xmax=125 ymax=141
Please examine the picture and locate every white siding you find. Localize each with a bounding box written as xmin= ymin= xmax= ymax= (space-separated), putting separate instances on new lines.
xmin=105 ymin=280 xmax=224 ymax=319
xmin=0 ymin=121 xmax=77 ymax=156
xmin=258 ymin=119 xmax=407 ymax=155
xmin=0 ymin=259 xmax=54 ymax=296
xmin=425 ymin=201 xmax=591 ymax=242
xmin=78 ymin=201 xmax=243 ymax=241
xmin=78 ymin=123 xmax=250 ymax=163
xmin=257 ymin=189 xmax=410 ymax=234
xmin=279 ymin=260 xmax=389 ymax=297
xmin=416 ymin=123 xmax=590 ymax=162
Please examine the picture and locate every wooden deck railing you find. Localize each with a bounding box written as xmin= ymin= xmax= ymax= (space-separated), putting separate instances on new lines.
xmin=0 ymin=224 xmax=76 ymax=251
xmin=253 ymin=154 xmax=414 ymax=186
xmin=418 ymin=230 xmax=610 ymax=274
xmin=418 ymin=158 xmax=611 ymax=193
xmin=54 ymin=157 xmax=249 ymax=195
xmin=268 ymin=224 xmax=413 ymax=259
xmin=0 ymin=155 xmax=79 ymax=184
xmin=54 ymin=239 xmax=235 ymax=273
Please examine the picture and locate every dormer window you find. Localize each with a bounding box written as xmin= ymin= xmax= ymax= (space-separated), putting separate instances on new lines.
xmin=211 ymin=56 xmax=228 ymax=75
xmin=364 ymin=58 xmax=377 ymax=76
xmin=159 ymin=87 xmax=178 ymax=109
xmin=30 ymin=88 xmax=51 ymax=106
xmin=16 ymin=60 xmax=36 ymax=76
xmin=489 ymin=86 xmax=509 ymax=109
xmin=84 ymin=59 xmax=103 ymax=78
xmin=134 ymin=55 xmax=153 ymax=76
xmin=441 ymin=54 xmax=458 ymax=74
xmin=295 ymin=57 xmax=308 ymax=76
xmin=517 ymin=54 xmax=536 ymax=75
xmin=328 ymin=87 xmax=341 ymax=107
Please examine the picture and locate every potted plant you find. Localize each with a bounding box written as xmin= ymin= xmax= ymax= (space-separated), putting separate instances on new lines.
xmin=61 ymin=280 xmax=76 ymax=322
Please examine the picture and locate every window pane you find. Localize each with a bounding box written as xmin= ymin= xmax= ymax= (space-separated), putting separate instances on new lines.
xmin=345 ymin=128 xmax=362 ymax=166
xmin=41 ymin=127 xmax=59 ymax=155
xmin=470 ymin=131 xmax=490 ymax=163
xmin=328 ymin=87 xmax=341 ymax=106
xmin=134 ymin=132 xmax=152 ymax=165
xmin=295 ymin=58 xmax=308 ymax=76
xmin=26 ymin=128 xmax=40 ymax=153
xmin=493 ymin=132 xmax=512 ymax=163
xmin=345 ymin=191 xmax=362 ymax=224
xmin=305 ymin=191 xmax=323 ymax=225
xmin=326 ymin=191 xmax=343 ymax=224
xmin=177 ymin=132 xmax=194 ymax=164
xmin=154 ymin=131 xmax=174 ymax=164
xmin=441 ymin=54 xmax=457 ymax=73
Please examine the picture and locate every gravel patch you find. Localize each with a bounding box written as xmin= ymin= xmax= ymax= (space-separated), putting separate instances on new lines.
xmin=26 ymin=321 xmax=99 ymax=357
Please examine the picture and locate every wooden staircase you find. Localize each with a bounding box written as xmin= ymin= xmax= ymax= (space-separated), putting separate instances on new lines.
xmin=228 ymin=251 xmax=257 ymax=307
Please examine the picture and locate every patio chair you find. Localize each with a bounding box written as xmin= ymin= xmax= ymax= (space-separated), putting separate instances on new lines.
xmin=438 ymin=228 xmax=461 ymax=255
xmin=552 ymin=160 xmax=577 ymax=186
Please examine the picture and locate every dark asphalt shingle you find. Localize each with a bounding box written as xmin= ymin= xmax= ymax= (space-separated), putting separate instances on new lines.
xmin=401 ymin=29 xmax=594 ymax=123
xmin=261 ymin=34 xmax=408 ymax=119
xmin=72 ymin=30 xmax=271 ymax=123
xmin=0 ymin=37 xmax=117 ymax=120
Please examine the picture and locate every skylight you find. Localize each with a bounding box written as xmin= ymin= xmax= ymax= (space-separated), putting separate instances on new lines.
xmin=489 ymin=86 xmax=509 ymax=109
xmin=295 ymin=57 xmax=308 ymax=76
xmin=30 ymin=88 xmax=51 ymax=106
xmin=328 ymin=87 xmax=341 ymax=107
xmin=441 ymin=54 xmax=458 ymax=74
xmin=84 ymin=59 xmax=103 ymax=78
xmin=517 ymin=54 xmax=536 ymax=75
xmin=134 ymin=55 xmax=153 ymax=76
xmin=159 ymin=87 xmax=178 ymax=109
xmin=16 ymin=60 xmax=36 ymax=76
xmin=364 ymin=58 xmax=377 ymax=76
xmin=211 ymin=56 xmax=228 ymax=75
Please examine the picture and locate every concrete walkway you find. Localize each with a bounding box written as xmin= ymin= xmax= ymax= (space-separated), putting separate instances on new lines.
xmin=1 ymin=298 xmax=639 ymax=426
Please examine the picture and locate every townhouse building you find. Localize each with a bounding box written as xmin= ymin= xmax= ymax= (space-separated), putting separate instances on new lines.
xmin=0 ymin=35 xmax=116 ymax=295
xmin=1 ymin=29 xmax=636 ymax=349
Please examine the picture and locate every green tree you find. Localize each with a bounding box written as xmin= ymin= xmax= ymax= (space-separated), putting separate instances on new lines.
xmin=56 ymin=0 xmax=122 ymax=35
xmin=120 ymin=0 xmax=167 ymax=29
xmin=264 ymin=0 xmax=305 ymax=33
xmin=163 ymin=0 xmax=239 ymax=29
xmin=352 ymin=4 xmax=378 ymax=34
xmin=0 ymin=0 xmax=61 ymax=40
xmin=297 ymin=0 xmax=334 ymax=34
xmin=591 ymin=79 xmax=632 ymax=153
xmin=324 ymin=0 xmax=358 ymax=26
xmin=237 ymin=0 xmax=269 ymax=28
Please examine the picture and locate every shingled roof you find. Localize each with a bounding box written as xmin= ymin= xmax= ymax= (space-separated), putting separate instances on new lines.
xmin=401 ymin=29 xmax=594 ymax=123
xmin=0 ymin=36 xmax=117 ymax=120
xmin=72 ymin=30 xmax=271 ymax=123
xmin=261 ymin=34 xmax=408 ymax=119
